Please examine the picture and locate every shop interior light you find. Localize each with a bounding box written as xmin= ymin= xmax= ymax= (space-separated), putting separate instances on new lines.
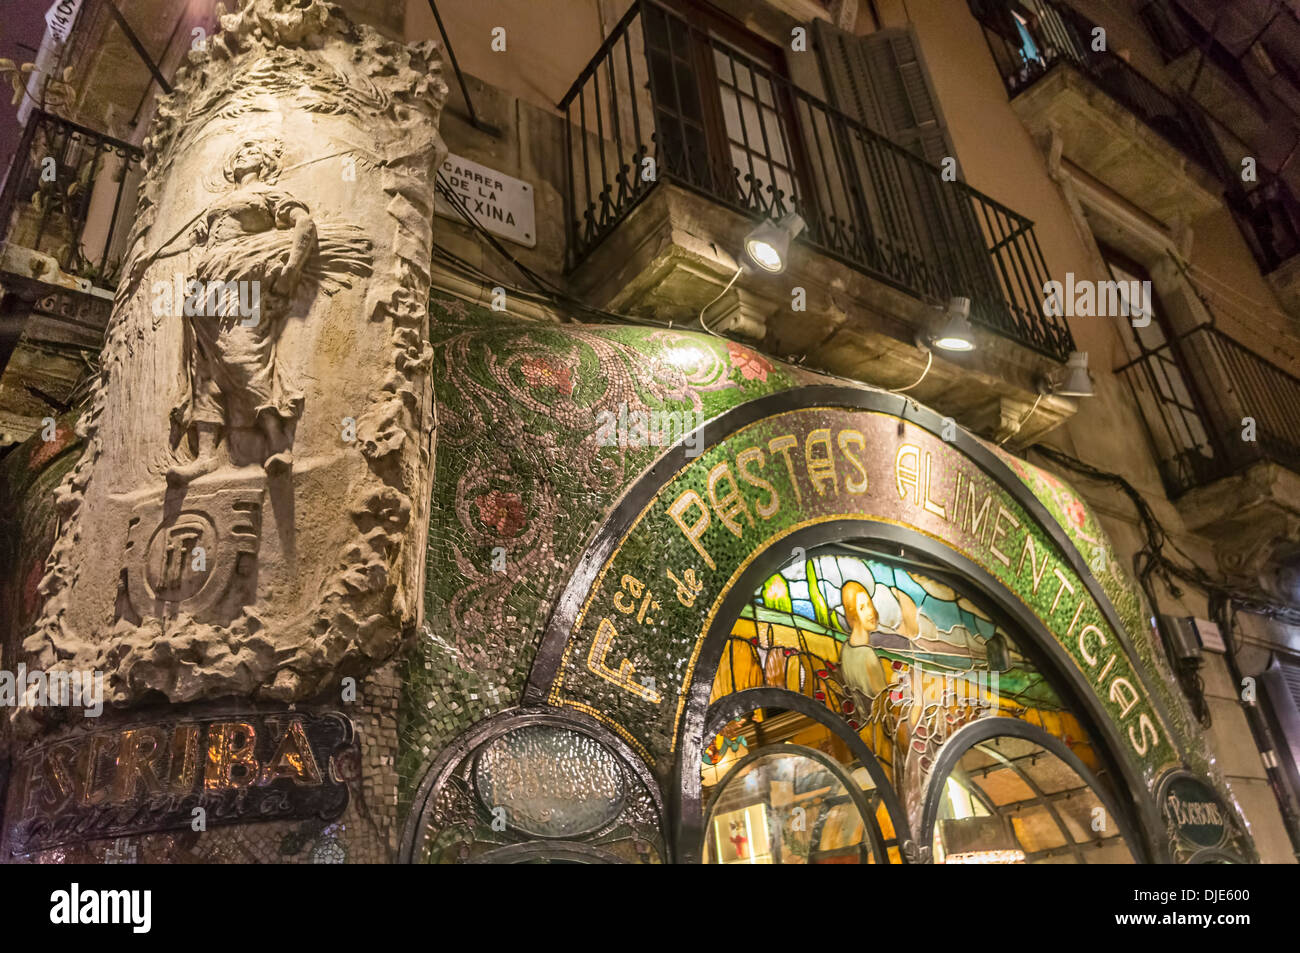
xmin=742 ymin=213 xmax=805 ymax=274
xmin=928 ymin=296 xmax=976 ymax=352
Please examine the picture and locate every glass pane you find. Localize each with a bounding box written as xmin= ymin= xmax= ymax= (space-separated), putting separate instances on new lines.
xmin=714 ymin=550 xmax=1103 ymax=818
xmin=932 ymin=738 xmax=1136 ymax=864
xmin=474 ymin=725 xmax=625 ymax=838
xmin=705 ymin=749 xmax=870 ymax=864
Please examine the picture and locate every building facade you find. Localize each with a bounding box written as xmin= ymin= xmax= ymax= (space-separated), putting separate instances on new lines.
xmin=1 ymin=0 xmax=1298 ymax=864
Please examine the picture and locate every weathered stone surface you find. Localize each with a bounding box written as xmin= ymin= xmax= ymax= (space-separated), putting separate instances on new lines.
xmin=24 ymin=0 xmax=448 ymax=709
xmin=1012 ymin=67 xmax=1221 ymax=226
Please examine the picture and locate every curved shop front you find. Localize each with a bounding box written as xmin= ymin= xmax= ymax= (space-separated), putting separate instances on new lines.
xmin=399 ymin=293 xmax=1256 ymax=865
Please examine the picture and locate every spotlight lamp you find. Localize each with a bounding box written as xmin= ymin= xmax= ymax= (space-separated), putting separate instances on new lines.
xmin=922 ymin=296 xmax=976 ymax=352
xmin=1041 ymin=350 xmax=1094 ymax=398
xmin=741 ymin=212 xmax=806 ymax=274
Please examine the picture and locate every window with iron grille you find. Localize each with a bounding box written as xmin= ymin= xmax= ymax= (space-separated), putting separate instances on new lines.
xmin=1106 ymin=247 xmax=1220 ymax=494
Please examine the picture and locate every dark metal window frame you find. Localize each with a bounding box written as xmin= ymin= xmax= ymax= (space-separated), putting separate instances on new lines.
xmin=398 ymin=707 xmax=668 ymax=864
xmin=1102 ymin=245 xmax=1223 ymax=485
xmin=1106 ymin=243 xmax=1300 ymax=495
xmin=701 ymin=738 xmax=893 ymax=864
xmin=920 ymin=716 xmax=1147 ymax=863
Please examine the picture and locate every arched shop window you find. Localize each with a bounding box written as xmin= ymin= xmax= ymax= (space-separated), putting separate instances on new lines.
xmin=702 ymin=545 xmax=1131 ymax=862
xmin=924 ymin=721 xmax=1140 ymax=864
xmin=402 ymin=712 xmax=666 ymax=864
xmin=700 ymin=701 xmax=903 ymax=863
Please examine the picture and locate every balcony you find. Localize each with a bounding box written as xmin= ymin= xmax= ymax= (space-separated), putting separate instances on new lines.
xmin=971 ymin=0 xmax=1224 ymax=223
xmin=0 ymin=110 xmax=142 ymax=444
xmin=1223 ymin=173 xmax=1300 ymax=322
xmin=560 ymin=0 xmax=1075 ymax=386
xmin=0 ymin=109 xmax=143 ymax=291
xmin=1138 ymin=0 xmax=1269 ymax=144
xmin=1117 ymin=324 xmax=1300 ymax=598
xmin=1230 ymin=173 xmax=1300 ymax=270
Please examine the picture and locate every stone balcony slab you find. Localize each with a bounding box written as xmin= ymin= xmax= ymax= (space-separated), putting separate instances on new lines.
xmin=1012 ymin=66 xmax=1223 ymax=226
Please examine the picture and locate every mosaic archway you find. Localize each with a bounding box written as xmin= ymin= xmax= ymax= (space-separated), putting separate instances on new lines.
xmin=521 ymin=385 xmax=1254 ymax=863
xmin=406 ymin=303 xmax=1256 ymax=864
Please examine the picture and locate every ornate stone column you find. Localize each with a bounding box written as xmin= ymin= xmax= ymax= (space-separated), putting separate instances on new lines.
xmin=4 ymin=0 xmax=446 ymax=863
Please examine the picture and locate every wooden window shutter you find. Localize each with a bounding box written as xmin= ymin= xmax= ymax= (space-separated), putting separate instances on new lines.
xmin=811 ymin=20 xmax=1003 ymax=318
xmin=813 ymin=21 xmax=959 ymax=172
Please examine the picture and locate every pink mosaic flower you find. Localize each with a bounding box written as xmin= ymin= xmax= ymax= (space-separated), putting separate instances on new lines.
xmin=726 ymin=340 xmax=771 ymax=382
xmin=520 ymin=356 xmax=573 ymax=396
xmin=475 ymin=490 xmax=527 ymax=537
xmin=28 ymin=423 xmax=73 ymax=471
xmin=1064 ymin=497 xmax=1088 ymax=529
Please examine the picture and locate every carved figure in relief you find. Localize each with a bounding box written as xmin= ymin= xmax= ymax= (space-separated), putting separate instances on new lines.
xmin=132 ymin=138 xmax=372 ymax=485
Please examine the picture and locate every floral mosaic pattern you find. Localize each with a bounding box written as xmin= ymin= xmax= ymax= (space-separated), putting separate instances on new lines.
xmin=402 ymin=293 xmax=811 ymax=801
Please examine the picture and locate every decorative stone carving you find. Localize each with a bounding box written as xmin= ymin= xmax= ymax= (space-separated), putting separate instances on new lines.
xmin=130 ymin=137 xmax=373 ymax=486
xmin=24 ymin=0 xmax=447 ymax=708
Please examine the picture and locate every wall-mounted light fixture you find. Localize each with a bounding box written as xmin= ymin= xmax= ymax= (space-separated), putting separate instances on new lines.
xmin=999 ymin=350 xmax=1093 ymax=447
xmin=741 ymin=212 xmax=805 ymax=274
xmin=1040 ymin=350 xmax=1093 ymax=398
xmin=921 ymin=296 xmax=976 ymax=352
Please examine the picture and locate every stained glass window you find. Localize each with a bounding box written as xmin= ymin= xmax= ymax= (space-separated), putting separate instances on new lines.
xmin=710 ymin=549 xmax=1101 ymax=815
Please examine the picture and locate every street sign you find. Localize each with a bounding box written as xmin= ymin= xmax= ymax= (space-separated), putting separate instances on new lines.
xmin=435 ymin=152 xmax=537 ymax=248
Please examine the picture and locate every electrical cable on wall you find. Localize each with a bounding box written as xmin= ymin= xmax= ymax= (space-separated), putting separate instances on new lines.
xmin=434 ymin=174 xmax=647 ymax=327
xmin=888 ymin=347 xmax=933 ymax=395
xmin=697 ymin=265 xmax=743 ymax=339
xmin=997 ymin=391 xmax=1045 ymax=446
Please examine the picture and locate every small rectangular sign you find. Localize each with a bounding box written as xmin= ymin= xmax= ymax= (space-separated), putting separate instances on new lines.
xmin=1193 ymin=618 xmax=1226 ymax=653
xmin=45 ymin=0 xmax=83 ymax=44
xmin=435 ymin=152 xmax=537 ymax=248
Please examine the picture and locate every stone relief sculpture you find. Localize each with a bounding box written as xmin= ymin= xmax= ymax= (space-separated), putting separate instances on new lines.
xmin=130 ymin=137 xmax=371 ymax=484
xmin=24 ymin=0 xmax=447 ymax=709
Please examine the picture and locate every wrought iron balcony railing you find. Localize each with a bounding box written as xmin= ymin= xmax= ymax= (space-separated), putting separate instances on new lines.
xmin=1229 ymin=175 xmax=1300 ymax=275
xmin=970 ymin=0 xmax=1227 ymax=181
xmin=1137 ymin=0 xmax=1263 ymax=108
xmin=560 ymin=0 xmax=1076 ymax=363
xmin=1117 ymin=324 xmax=1300 ymax=498
xmin=0 ymin=109 xmax=144 ymax=290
